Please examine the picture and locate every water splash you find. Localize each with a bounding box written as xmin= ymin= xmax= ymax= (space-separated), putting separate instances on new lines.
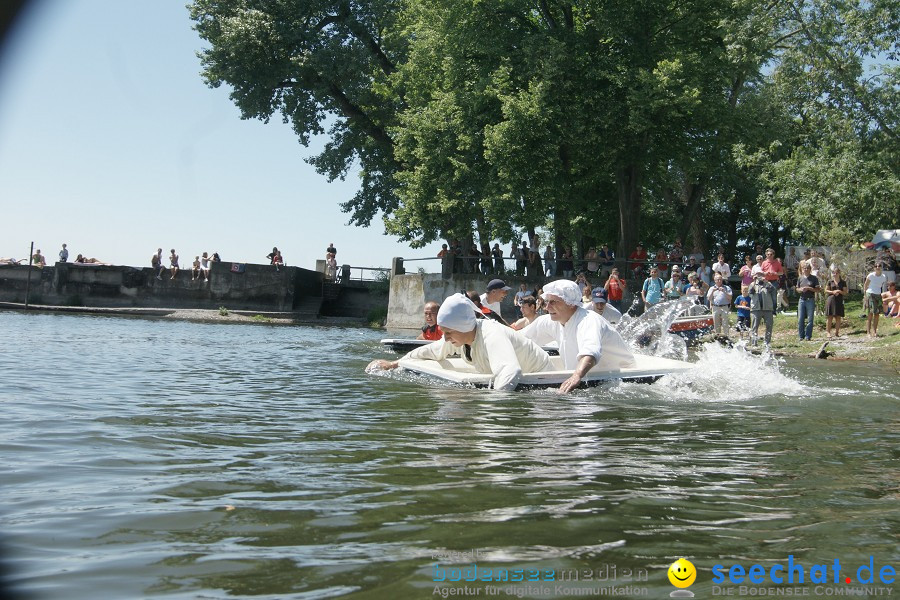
xmin=648 ymin=341 xmax=808 ymax=401
xmin=617 ymin=297 xmax=700 ymax=360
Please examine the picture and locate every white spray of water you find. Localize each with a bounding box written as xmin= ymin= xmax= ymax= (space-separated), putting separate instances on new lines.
xmin=617 ymin=297 xmax=700 ymax=361
xmin=647 ymin=341 xmax=808 ymax=401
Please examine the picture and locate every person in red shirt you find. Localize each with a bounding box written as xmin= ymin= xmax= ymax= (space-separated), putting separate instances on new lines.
xmin=604 ymin=267 xmax=627 ymax=312
xmin=628 ymin=243 xmax=648 ymax=279
xmin=417 ymin=301 xmax=444 ymax=340
xmin=761 ymin=248 xmax=785 ymax=311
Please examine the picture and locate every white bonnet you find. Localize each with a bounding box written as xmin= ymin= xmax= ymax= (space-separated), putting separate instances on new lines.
xmin=541 ymin=280 xmax=582 ymax=306
xmin=436 ymin=293 xmax=478 ymax=332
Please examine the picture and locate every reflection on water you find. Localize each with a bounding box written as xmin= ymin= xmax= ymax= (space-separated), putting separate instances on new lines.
xmin=0 ymin=311 xmax=897 ymax=599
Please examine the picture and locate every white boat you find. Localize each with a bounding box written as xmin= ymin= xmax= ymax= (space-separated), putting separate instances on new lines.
xmin=397 ymin=353 xmax=694 ymax=389
xmin=381 ymin=338 xmax=560 ymax=355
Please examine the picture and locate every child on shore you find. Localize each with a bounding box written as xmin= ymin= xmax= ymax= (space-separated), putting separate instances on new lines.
xmin=734 ymin=285 xmax=751 ymax=340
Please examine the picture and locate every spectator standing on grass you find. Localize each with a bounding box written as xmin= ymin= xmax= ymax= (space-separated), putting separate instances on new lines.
xmin=762 ymin=248 xmax=784 ymax=310
xmin=824 ymin=268 xmax=847 ymax=338
xmin=795 ymin=263 xmax=820 ymax=341
xmin=734 ymin=285 xmax=751 ymax=340
xmin=748 ymin=273 xmax=775 ymax=346
xmin=864 ymin=263 xmax=887 ymax=338
xmin=58 ymin=244 xmax=69 ymax=263
xmin=739 ymin=256 xmax=754 ymax=287
xmin=707 ymin=273 xmax=733 ymax=336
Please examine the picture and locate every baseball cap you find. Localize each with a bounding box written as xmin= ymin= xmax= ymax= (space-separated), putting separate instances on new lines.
xmin=591 ymin=287 xmax=608 ymax=303
xmin=486 ymin=279 xmax=511 ymax=292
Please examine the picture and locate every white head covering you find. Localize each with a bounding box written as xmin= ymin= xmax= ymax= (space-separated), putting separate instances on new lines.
xmin=541 ymin=280 xmax=582 ymax=306
xmin=436 ymin=293 xmax=478 ymax=332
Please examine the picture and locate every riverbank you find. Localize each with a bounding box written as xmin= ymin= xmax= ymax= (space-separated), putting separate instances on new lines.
xmin=754 ymin=297 xmax=899 ymax=367
xmin=0 ymin=302 xmax=370 ymax=327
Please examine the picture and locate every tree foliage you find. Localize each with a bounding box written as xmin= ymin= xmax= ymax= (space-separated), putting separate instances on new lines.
xmin=190 ymin=0 xmax=900 ymax=257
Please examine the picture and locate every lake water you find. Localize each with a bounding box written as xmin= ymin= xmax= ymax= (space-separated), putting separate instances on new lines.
xmin=1 ymin=311 xmax=897 ymax=599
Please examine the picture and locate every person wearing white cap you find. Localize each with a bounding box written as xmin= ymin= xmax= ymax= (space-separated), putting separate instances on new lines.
xmin=519 ymin=280 xmax=635 ymax=393
xmin=480 ymin=279 xmax=511 ymax=318
xmin=366 ymin=294 xmax=550 ymax=390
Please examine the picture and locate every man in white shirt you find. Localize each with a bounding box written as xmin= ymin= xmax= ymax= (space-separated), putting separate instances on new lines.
xmin=706 ymin=273 xmax=733 ymax=335
xmin=519 ymin=280 xmax=635 ymax=393
xmin=585 ymin=287 xmax=622 ymax=325
xmin=367 ymin=294 xmax=550 ymax=390
xmin=712 ymin=253 xmax=731 ymax=280
xmin=480 ymin=279 xmax=511 ymax=318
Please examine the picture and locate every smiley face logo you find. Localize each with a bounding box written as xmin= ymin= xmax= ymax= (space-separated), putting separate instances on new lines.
xmin=668 ymin=558 xmax=697 ymax=588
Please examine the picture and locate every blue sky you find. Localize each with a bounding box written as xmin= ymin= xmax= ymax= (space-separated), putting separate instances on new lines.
xmin=0 ymin=0 xmax=445 ymax=271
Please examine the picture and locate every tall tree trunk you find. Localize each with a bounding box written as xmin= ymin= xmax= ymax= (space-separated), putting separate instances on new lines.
xmin=617 ymin=164 xmax=641 ymax=261
xmin=679 ymin=177 xmax=706 ymax=253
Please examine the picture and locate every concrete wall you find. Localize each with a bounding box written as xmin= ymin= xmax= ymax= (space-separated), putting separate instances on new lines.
xmin=386 ymin=272 xmax=640 ymax=329
xmin=0 ymin=262 xmax=325 ymax=312
xmin=320 ymin=281 xmax=388 ymax=318
xmin=386 ymin=273 xmax=523 ymax=329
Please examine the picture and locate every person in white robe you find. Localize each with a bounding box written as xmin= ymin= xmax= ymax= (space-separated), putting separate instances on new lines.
xmin=366 ymin=293 xmax=550 ymax=390
xmin=519 ymin=280 xmax=635 ymax=393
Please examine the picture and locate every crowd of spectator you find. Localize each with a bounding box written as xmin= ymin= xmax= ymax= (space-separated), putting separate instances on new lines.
xmin=436 ymin=235 xmax=899 ymax=340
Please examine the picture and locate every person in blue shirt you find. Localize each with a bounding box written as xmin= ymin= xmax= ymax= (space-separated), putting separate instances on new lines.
xmin=641 ymin=267 xmax=665 ymax=310
xmin=734 ymin=285 xmax=751 ymax=340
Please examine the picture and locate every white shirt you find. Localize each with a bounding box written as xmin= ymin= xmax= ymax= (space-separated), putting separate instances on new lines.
xmin=405 ymin=320 xmax=550 ymax=390
xmin=480 ymin=293 xmax=503 ymax=317
xmin=866 ymin=273 xmax=887 ymax=295
xmin=580 ymin=302 xmax=623 ymax=324
xmin=751 ymin=264 xmax=764 ymax=277
xmin=519 ymin=308 xmax=635 ymax=370
xmin=707 ymin=284 xmax=732 ymax=306
xmin=595 ymin=303 xmax=622 ymax=325
xmin=712 ymin=261 xmax=731 ymax=279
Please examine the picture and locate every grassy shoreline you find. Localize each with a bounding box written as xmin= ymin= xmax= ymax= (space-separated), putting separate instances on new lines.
xmin=738 ymin=296 xmax=899 ymax=368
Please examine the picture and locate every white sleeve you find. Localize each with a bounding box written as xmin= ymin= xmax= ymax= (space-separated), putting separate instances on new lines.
xmin=483 ymin=328 xmax=523 ymax=391
xmin=404 ymin=340 xmax=453 ymax=362
xmin=575 ymin=316 xmax=602 ymax=362
xmin=518 ymin=315 xmax=556 ymax=346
